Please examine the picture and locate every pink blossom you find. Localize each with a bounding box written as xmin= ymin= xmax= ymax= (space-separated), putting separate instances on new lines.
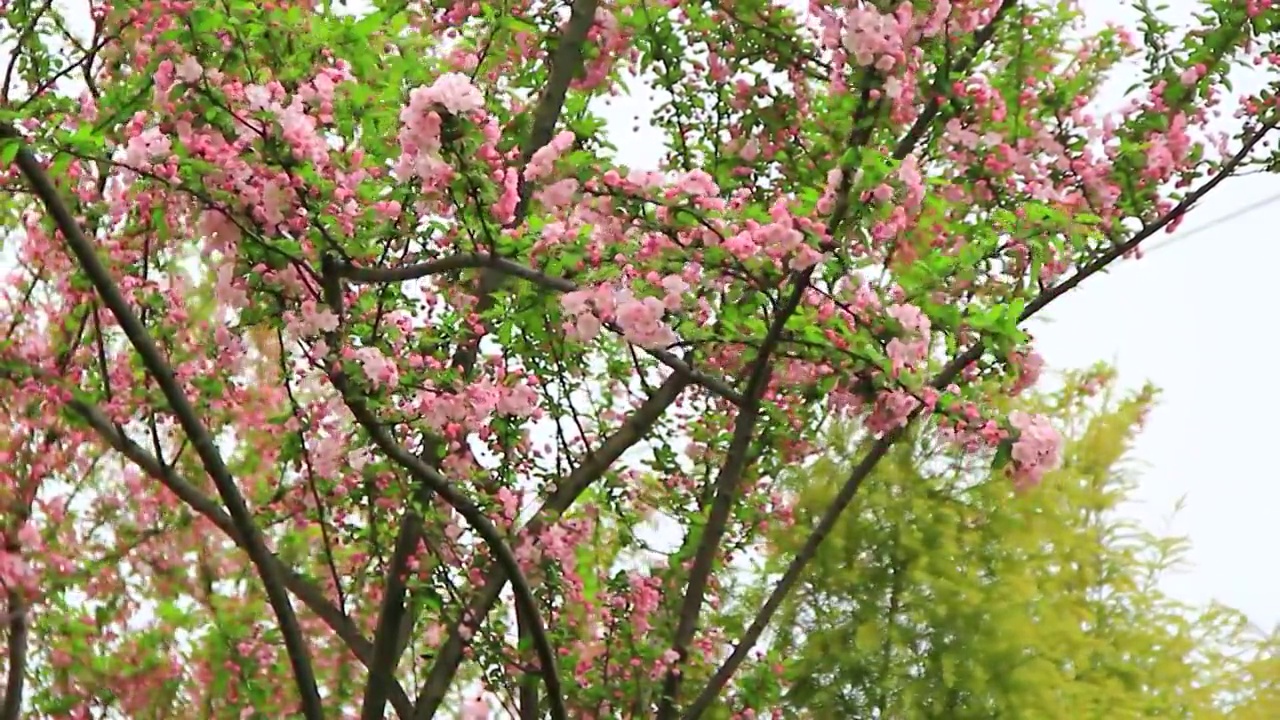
xmin=536 ymin=178 xmax=579 ymax=209
xmin=897 ymin=154 xmax=925 ymax=210
xmin=491 ymin=167 xmax=519 ymax=224
xmin=419 ymin=72 xmax=484 ymax=115
xmin=525 ymin=130 xmax=576 ymax=180
xmin=616 ymin=296 xmax=677 ymax=349
xmin=887 ymin=303 xmax=930 ymax=336
xmin=15 ymin=523 xmax=40 ymax=550
xmin=883 ymin=74 xmax=904 ymax=100
xmin=562 ymin=286 xmax=623 ymax=343
xmin=1009 ymin=350 xmax=1044 ymax=395
xmin=199 ymin=210 xmax=242 ymax=250
xmin=626 ymin=169 xmax=667 ymax=188
xmin=562 ymin=290 xmax=593 ymax=315
xmin=354 ymin=347 xmax=399 ymax=388
xmin=0 ymin=551 xmax=31 ymax=594
xmin=496 ymin=381 xmax=539 ymax=417
xmin=276 ymin=100 xmax=328 ymax=165
xmin=723 ymin=231 xmax=759 ymax=260
xmin=496 ymin=487 xmax=520 ymax=525
xmin=467 ymin=383 xmax=502 ymax=416
xmin=296 ymin=300 xmax=339 ymax=336
xmin=590 ymin=285 xmax=619 ymax=317
xmin=789 ymin=244 xmax=825 ymax=270
xmin=214 ymin=265 xmax=248 ymax=310
xmin=348 ymin=448 xmax=375 ymax=472
xmin=660 ymin=274 xmax=689 ymax=309
xmin=244 ymin=83 xmax=274 ymax=111
xmin=1008 ymin=411 xmax=1063 ymax=487
xmin=673 ymin=169 xmax=719 ymax=197
xmin=1179 ymin=63 xmax=1206 ymax=86
xmin=177 ymin=56 xmax=202 ymax=83
xmin=123 ymin=127 xmax=172 ymax=168
xmin=865 ymin=388 xmax=919 ymax=436
xmin=568 ymin=312 xmax=602 ymax=342
xmin=259 ymin=180 xmax=290 ymax=227
xmin=886 ymin=336 xmax=927 ymax=374
xmin=842 ymin=5 xmax=909 ymax=69
xmin=154 ymin=59 xmax=176 ymax=98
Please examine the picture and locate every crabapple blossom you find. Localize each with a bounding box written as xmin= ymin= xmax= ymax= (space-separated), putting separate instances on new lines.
xmin=0 ymin=0 xmax=1273 ymax=718
xmin=1008 ymin=410 xmax=1065 ymax=488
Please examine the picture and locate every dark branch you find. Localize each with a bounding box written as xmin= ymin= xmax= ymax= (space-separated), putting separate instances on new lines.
xmin=329 ymin=369 xmax=568 ymax=720
xmin=678 ymin=432 xmax=901 ymax=720
xmin=0 ymin=590 xmax=28 ymax=720
xmin=55 ymin=394 xmax=416 ymax=718
xmin=348 ymin=25 xmax=632 ymax=691
xmin=336 ymin=254 xmax=744 ymax=405
xmin=412 ymin=373 xmax=689 ymax=718
xmin=454 ymin=0 xmax=601 ymax=376
xmin=337 ymin=253 xmax=552 ymax=288
xmin=0 ymin=123 xmax=326 ymax=720
xmin=360 ymin=504 xmax=427 ymax=720
xmin=1019 ymin=118 xmax=1278 ymax=322
xmin=363 ymin=44 xmax=609 ymax=696
xmin=517 ymin=604 xmax=540 ymax=720
xmin=512 ymin=0 xmax=603 ymax=223
xmin=654 ymin=278 xmax=805 ymax=719
xmin=654 ymin=49 xmax=888 ymax=718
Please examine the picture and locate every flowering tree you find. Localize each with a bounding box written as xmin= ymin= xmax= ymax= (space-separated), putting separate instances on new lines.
xmin=0 ymin=0 xmax=1276 ymax=717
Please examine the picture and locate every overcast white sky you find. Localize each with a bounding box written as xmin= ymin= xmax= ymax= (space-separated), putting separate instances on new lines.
xmin=600 ymin=0 xmax=1280 ymax=631
xmin=1036 ymin=180 xmax=1280 ymax=628
xmin=1012 ymin=0 xmax=1280 ymax=630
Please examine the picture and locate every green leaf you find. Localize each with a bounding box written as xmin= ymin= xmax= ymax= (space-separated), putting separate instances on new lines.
xmin=854 ymin=622 xmax=880 ymax=653
xmin=0 ymin=138 xmax=21 ymax=166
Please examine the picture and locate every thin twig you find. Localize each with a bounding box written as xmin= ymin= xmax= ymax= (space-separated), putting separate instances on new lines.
xmin=336 ymin=254 xmax=744 ymax=405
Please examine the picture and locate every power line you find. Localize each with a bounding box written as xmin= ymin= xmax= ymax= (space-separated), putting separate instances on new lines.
xmin=1145 ymin=189 xmax=1280 ymax=254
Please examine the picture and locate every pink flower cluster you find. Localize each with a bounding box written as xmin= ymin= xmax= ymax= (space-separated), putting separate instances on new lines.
xmin=842 ymin=4 xmax=911 ymax=70
xmin=395 ymin=72 xmax=486 ymax=184
xmin=720 ymin=199 xmax=825 ymax=271
xmin=1008 ymin=410 xmax=1064 ymax=488
xmin=864 ymin=388 xmax=920 ymax=436
xmin=1142 ymin=111 xmax=1194 ymax=182
xmin=122 ymin=127 xmax=172 ymax=170
xmin=411 ymin=378 xmax=541 ymax=433
xmin=0 ymin=523 xmax=40 ymax=598
xmin=1008 ymin=350 xmax=1045 ymax=396
xmin=409 ymin=72 xmax=485 ymax=116
xmin=524 ymin=130 xmax=576 ymax=181
xmin=352 ymin=346 xmax=400 ymax=388
xmin=885 ymin=302 xmax=931 ymax=375
xmin=561 ymin=278 xmax=687 ymax=350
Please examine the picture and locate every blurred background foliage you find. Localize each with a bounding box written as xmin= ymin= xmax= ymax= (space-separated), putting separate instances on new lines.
xmin=720 ymin=365 xmax=1279 ymax=719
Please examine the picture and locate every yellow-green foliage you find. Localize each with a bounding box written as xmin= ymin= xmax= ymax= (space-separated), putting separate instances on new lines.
xmin=749 ymin=366 xmax=1277 ymax=719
